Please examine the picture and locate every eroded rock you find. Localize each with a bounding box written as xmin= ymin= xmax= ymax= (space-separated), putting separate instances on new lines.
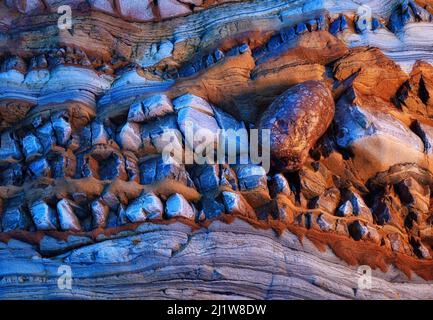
xmin=125 ymin=192 xmax=163 ymax=222
xmin=258 ymin=81 xmax=334 ymax=171
xmin=57 ymin=199 xmax=81 ymax=232
xmin=165 ymin=193 xmax=195 ymax=220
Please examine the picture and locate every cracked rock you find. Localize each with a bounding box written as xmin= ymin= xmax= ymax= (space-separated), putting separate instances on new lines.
xmin=29 ymin=200 xmax=58 ymax=231
xmin=165 ymin=193 xmax=196 ymax=220
xmin=52 ymin=116 xmax=72 ymax=147
xmin=258 ymin=81 xmax=335 ymax=171
xmin=348 ymin=220 xmax=369 ymax=241
xmin=125 ymin=191 xmax=163 ymax=222
xmin=222 ymin=191 xmax=256 ymax=219
xmin=22 ymin=133 xmax=42 ymax=160
xmin=117 ymin=122 xmax=142 ymax=151
xmin=56 ymin=199 xmax=81 ymax=232
xmin=91 ymin=199 xmax=109 ymax=229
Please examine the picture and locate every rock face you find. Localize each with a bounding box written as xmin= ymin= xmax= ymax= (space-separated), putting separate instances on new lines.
xmin=258 ymin=81 xmax=335 ymax=171
xmin=2 ymin=0 xmax=433 ymax=301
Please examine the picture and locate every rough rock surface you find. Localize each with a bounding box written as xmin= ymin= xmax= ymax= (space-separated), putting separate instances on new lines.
xmin=258 ymin=81 xmax=335 ymax=171
xmin=2 ymin=0 xmax=433 ymax=300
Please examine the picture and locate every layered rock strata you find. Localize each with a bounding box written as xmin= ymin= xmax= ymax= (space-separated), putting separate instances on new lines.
xmin=2 ymin=0 xmax=433 ymax=300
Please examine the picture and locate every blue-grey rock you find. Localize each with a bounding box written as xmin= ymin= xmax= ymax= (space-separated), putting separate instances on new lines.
xmin=388 ymin=1 xmax=429 ymax=33
xmin=193 ymin=56 xmax=205 ymax=73
xmin=22 ymin=134 xmax=42 ymax=160
xmin=99 ymin=153 xmax=126 ymax=180
xmin=52 ymin=116 xmax=71 ymax=146
xmin=0 ymin=163 xmax=23 ymax=186
xmin=389 ymin=9 xmax=405 ymax=33
xmin=205 ymin=54 xmax=214 ymax=67
xmin=267 ymin=34 xmax=282 ymax=50
xmin=29 ymin=54 xmax=48 ymax=70
xmin=372 ymin=198 xmax=392 ymax=225
xmin=269 ymin=173 xmax=291 ymax=198
xmin=214 ymin=49 xmax=224 ymax=61
xmin=371 ymin=17 xmax=381 ymax=30
xmin=117 ymin=204 xmax=130 ymax=225
xmin=348 ymin=220 xmax=368 ymax=241
xmin=165 ymin=193 xmax=195 ymax=220
xmin=317 ymin=214 xmax=333 ymax=231
xmin=409 ymin=0 xmax=431 ymax=21
xmin=178 ymin=64 xmax=195 ymax=77
xmin=220 ymin=165 xmax=238 ymax=190
xmin=402 ymin=4 xmax=415 ymax=25
xmin=1 ymin=204 xmax=32 ymax=232
xmin=212 ymin=103 xmax=245 ymax=131
xmin=190 ymin=164 xmax=220 ymax=193
xmin=49 ymin=153 xmax=76 ymax=179
xmin=336 ymin=200 xmax=353 ymax=217
xmin=329 ymin=18 xmax=341 ymax=34
xmin=355 ymin=15 xmax=369 ymax=33
xmin=125 ymin=191 xmax=163 ymax=222
xmin=91 ymin=199 xmax=109 ymax=229
xmin=226 ymin=46 xmax=239 ymax=57
xmin=91 ymin=121 xmax=109 ymax=145
xmin=31 ymin=115 xmax=43 ymax=128
xmin=234 ymin=164 xmax=267 ymax=191
xmin=141 ymin=94 xmax=174 ymax=121
xmin=141 ymin=114 xmax=183 ymax=156
xmin=139 ymin=155 xmax=195 ymax=188
xmin=127 ymin=101 xmax=145 ymax=122
xmin=35 ymin=122 xmax=56 ymax=154
xmin=307 ymin=19 xmax=318 ymax=31
xmin=334 ymin=94 xmax=424 ymax=179
xmin=252 ymin=45 xmax=267 ymax=58
xmin=29 ymin=200 xmax=58 ymax=231
xmin=346 ymin=190 xmax=373 ymax=222
xmin=56 ymin=199 xmax=81 ymax=232
xmin=212 ymin=105 xmax=247 ymax=155
xmin=177 ymin=106 xmax=220 ymax=153
xmin=106 ymin=211 xmax=118 ymax=228
xmin=222 ymin=191 xmax=256 ymax=218
xmin=124 ymin=154 xmax=140 ymax=182
xmin=173 ymin=93 xmax=214 ymax=115
xmin=201 ymin=196 xmax=225 ymax=220
xmin=117 ymin=122 xmax=142 ymax=151
xmin=1 ymin=55 xmax=26 ymax=73
xmin=0 ymin=131 xmax=22 ymax=164
xmin=39 ymin=235 xmax=92 ymax=256
xmin=295 ymin=23 xmax=308 ymax=34
xmin=317 ymin=15 xmax=327 ymax=30
xmin=100 ymin=188 xmax=120 ymax=211
xmin=75 ymin=154 xmax=92 ymax=178
xmin=28 ymin=157 xmax=50 ymax=178
xmin=340 ymin=15 xmax=348 ymax=30
xmin=280 ymin=26 xmax=296 ymax=42
xmin=140 ymin=40 xmax=173 ymax=68
xmin=239 ymin=44 xmax=249 ymax=54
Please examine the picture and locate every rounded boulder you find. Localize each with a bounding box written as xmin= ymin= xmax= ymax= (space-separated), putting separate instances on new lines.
xmin=258 ymin=80 xmax=334 ymax=171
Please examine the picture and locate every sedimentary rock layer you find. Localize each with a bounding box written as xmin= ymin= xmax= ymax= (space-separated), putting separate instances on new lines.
xmin=2 ymin=0 xmax=433 ymax=300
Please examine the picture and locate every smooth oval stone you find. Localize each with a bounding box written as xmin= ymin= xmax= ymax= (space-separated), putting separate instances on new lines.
xmin=258 ymin=80 xmax=335 ymax=172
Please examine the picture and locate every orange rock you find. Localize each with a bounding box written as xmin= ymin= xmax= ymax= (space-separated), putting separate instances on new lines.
xmin=395 ymin=60 xmax=433 ymax=117
xmin=334 ymin=47 xmax=409 ymax=103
